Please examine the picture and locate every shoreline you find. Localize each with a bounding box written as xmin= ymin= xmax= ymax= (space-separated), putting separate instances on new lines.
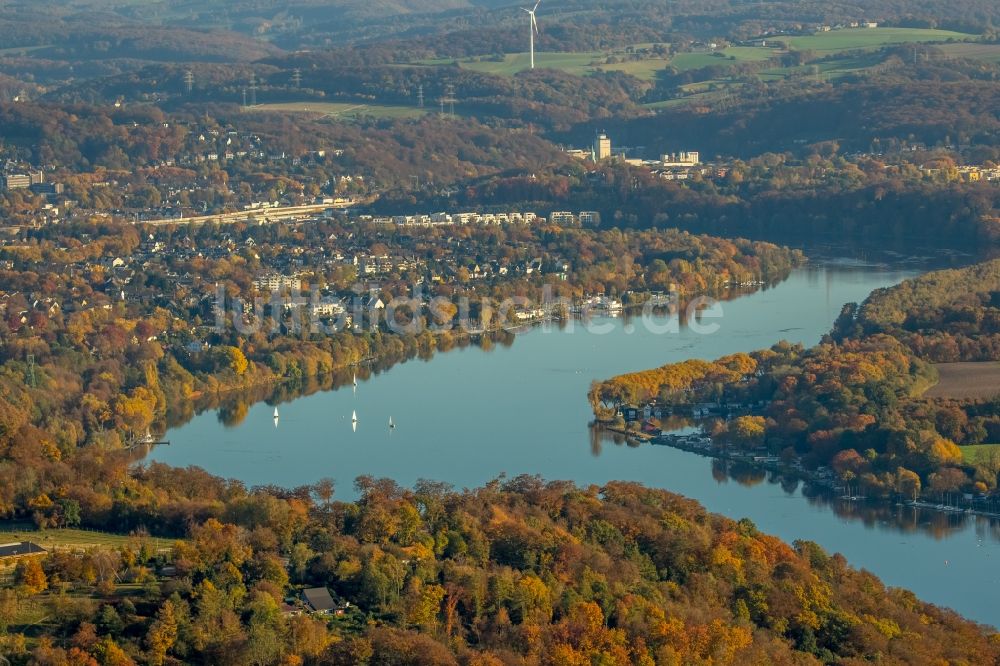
xmin=152 ymin=273 xmax=794 ymax=442
xmin=641 ymin=429 xmax=1000 ymax=522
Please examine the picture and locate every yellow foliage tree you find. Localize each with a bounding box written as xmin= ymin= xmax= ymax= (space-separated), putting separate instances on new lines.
xmin=146 ymin=599 xmax=179 ymax=666
xmin=14 ymin=558 xmax=47 ymax=595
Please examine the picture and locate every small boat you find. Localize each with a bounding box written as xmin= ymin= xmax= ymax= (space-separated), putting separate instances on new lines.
xmin=273 ymin=407 xmax=279 ymax=419
xmin=389 ymin=416 xmax=395 ymax=429
xmin=352 ymin=410 xmax=358 ymax=433
xmin=353 ymin=373 xmax=358 ymax=389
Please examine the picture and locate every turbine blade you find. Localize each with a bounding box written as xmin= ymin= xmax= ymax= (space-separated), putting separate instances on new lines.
xmin=533 ymin=0 xmax=541 ymax=11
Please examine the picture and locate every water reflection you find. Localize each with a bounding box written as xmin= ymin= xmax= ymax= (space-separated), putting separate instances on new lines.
xmin=158 ymin=280 xmax=783 ymax=437
xmin=586 ymin=423 xmax=1000 ymax=542
xmin=708 ymin=453 xmax=1000 ymax=541
xmin=151 ymin=253 xmax=1000 ymax=626
xmin=161 ymin=330 xmax=518 ymax=432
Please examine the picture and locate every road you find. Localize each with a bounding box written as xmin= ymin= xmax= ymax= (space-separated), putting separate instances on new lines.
xmin=134 ymin=202 xmax=356 ymax=227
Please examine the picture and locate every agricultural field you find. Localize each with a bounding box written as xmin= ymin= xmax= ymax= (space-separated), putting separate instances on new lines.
xmin=422 ymin=51 xmax=602 ymax=76
xmin=643 ymin=79 xmax=743 ymax=110
xmin=416 ymin=29 xmax=970 ymax=82
xmin=758 ymin=52 xmax=885 ymax=82
xmin=0 ymin=524 xmax=175 ymax=552
xmin=924 ymin=362 xmax=1000 ymax=400
xmin=421 ymin=45 xmax=775 ymax=79
xmin=937 ymin=42 xmax=1000 ymax=64
xmin=596 ymin=56 xmax=672 ymax=80
xmin=776 ymin=27 xmax=975 ymax=53
xmin=668 ymin=46 xmax=780 ymax=72
xmin=644 ymin=43 xmax=938 ymax=110
xmin=249 ymin=101 xmax=427 ymax=120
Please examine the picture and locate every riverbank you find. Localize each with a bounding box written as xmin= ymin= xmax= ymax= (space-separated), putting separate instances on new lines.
xmin=149 ymin=260 xmax=1000 ymax=626
xmin=649 ymin=430 xmax=1000 ymax=521
xmin=152 ymin=271 xmax=796 ymax=440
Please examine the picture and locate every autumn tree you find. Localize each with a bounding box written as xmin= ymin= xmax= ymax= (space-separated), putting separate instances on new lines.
xmin=146 ymin=599 xmax=179 ymax=666
xmin=14 ymin=558 xmax=47 ymax=595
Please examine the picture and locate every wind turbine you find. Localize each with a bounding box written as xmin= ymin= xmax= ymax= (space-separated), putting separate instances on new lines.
xmin=522 ymin=0 xmax=541 ymax=69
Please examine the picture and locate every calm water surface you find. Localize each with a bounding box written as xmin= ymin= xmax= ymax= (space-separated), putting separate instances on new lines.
xmin=152 ymin=258 xmax=1000 ymax=627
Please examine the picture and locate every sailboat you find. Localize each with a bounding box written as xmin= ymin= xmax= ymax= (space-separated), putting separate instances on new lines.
xmin=389 ymin=416 xmax=395 ymax=430
xmin=352 ymin=409 xmax=358 ymax=433
xmin=353 ymin=373 xmax=358 ymax=392
xmin=273 ymin=407 xmax=279 ymax=419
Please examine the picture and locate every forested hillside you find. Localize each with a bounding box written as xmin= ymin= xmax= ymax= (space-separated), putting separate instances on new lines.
xmin=594 ymin=259 xmax=1000 ymax=504
xmin=837 ymin=258 xmax=1000 ymax=361
xmin=0 ymin=103 xmax=573 ymax=188
xmin=4 ymin=477 xmax=998 ymax=664
xmin=598 ymin=77 xmax=1000 ymax=157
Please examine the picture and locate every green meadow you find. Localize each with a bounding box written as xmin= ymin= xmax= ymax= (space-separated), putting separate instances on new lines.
xmin=937 ymin=42 xmax=1000 ymax=64
xmin=413 ymin=28 xmax=972 ymax=83
xmin=421 ymin=45 xmax=777 ymax=79
xmin=777 ymin=27 xmax=974 ymax=53
xmin=960 ymin=444 xmax=1000 ymax=466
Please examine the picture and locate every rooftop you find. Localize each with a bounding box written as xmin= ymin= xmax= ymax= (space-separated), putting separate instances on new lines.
xmin=301 ymin=586 xmax=336 ymax=612
xmin=0 ymin=541 xmax=47 ymax=558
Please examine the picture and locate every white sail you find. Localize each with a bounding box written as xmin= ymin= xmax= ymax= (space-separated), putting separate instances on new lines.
xmin=352 ymin=410 xmax=357 ymax=422
xmin=273 ymin=407 xmax=279 ymax=419
xmin=389 ymin=416 xmax=394 ymax=428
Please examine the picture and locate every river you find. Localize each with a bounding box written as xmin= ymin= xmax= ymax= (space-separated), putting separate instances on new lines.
xmin=149 ymin=252 xmax=1000 ymax=627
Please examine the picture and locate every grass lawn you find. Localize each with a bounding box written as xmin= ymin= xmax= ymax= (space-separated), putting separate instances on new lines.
xmin=0 ymin=524 xmax=175 ymax=551
xmin=778 ymin=27 xmax=975 ymax=53
xmin=249 ymin=101 xmax=427 ymax=120
xmin=960 ymin=444 xmax=1000 ymax=465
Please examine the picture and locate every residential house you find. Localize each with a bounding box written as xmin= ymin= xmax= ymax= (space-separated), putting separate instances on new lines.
xmin=0 ymin=541 xmax=47 ymax=565
xmin=301 ymin=587 xmax=336 ymax=614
